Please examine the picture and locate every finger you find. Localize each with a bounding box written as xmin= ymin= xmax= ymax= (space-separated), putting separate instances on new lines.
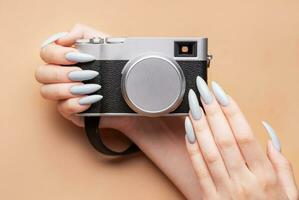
xmin=41 ymin=32 xmax=68 ymax=48
xmin=57 ymin=97 xmax=89 ymax=116
xmin=35 ymin=65 xmax=81 ymax=84
xmin=57 ymin=97 xmax=89 ymax=127
xmin=265 ymin=126 xmax=298 ymax=199
xmin=41 ymin=82 xmax=101 ymax=101
xmin=57 ymin=23 xmax=109 ymax=47
xmin=35 ymin=65 xmax=99 ymax=84
xmin=196 ymin=77 xmax=247 ymax=177
xmin=40 ymin=42 xmax=96 ymax=65
xmin=211 ymin=81 xmax=271 ymax=172
xmin=185 ymin=117 xmax=217 ymax=197
xmin=40 ymin=83 xmax=81 ymax=100
xmin=188 ymin=90 xmax=231 ymax=189
xmin=57 ymin=95 xmax=103 ymax=127
xmin=267 ymin=141 xmax=298 ymax=199
xmin=40 ymin=43 xmax=77 ymax=65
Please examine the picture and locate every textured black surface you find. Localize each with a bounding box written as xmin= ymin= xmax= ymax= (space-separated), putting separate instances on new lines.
xmin=78 ymin=60 xmax=208 ymax=114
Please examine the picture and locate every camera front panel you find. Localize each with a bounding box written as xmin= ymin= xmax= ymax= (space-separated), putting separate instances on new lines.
xmin=77 ymin=60 xmax=207 ymax=116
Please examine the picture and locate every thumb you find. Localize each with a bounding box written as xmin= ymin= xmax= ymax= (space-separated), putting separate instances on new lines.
xmin=57 ymin=23 xmax=109 ymax=47
xmin=263 ymin=121 xmax=298 ymax=200
xmin=267 ymin=141 xmax=298 ymax=200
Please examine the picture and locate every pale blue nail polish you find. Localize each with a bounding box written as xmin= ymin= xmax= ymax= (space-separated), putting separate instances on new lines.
xmin=196 ymin=76 xmax=213 ymax=104
xmin=41 ymin=32 xmax=68 ymax=48
xmin=68 ymin=70 xmax=99 ymax=81
xmin=70 ymin=84 xmax=101 ymax=95
xmin=188 ymin=89 xmax=202 ymax=120
xmin=65 ymin=52 xmax=95 ymax=63
xmin=262 ymin=121 xmax=281 ymax=152
xmin=211 ymin=81 xmax=229 ymax=106
xmin=185 ymin=117 xmax=196 ymax=144
xmin=79 ymin=95 xmax=103 ymax=105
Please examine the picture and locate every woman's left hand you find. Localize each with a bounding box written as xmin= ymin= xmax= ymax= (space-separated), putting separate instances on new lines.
xmin=185 ymin=77 xmax=298 ymax=200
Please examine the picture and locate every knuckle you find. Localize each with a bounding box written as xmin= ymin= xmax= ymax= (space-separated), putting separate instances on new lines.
xmin=237 ymin=133 xmax=254 ymax=147
xmin=204 ymin=151 xmax=220 ymax=164
xmin=52 ymin=68 xmax=60 ymax=82
xmin=189 ymin=147 xmax=200 ymax=158
xmin=226 ymin=104 xmax=239 ymax=118
xmin=193 ymin=120 xmax=208 ymax=133
xmin=40 ymin=47 xmax=46 ymax=59
xmin=35 ymin=66 xmax=44 ymax=82
xmin=206 ymin=103 xmax=219 ymax=117
xmin=195 ymin=168 xmax=210 ymax=180
xmin=217 ymin=137 xmax=235 ymax=149
xmin=40 ymin=45 xmax=54 ymax=62
xmin=40 ymin=86 xmax=48 ymax=99
xmin=64 ymin=100 xmax=78 ymax=114
xmin=52 ymin=86 xmax=63 ymax=99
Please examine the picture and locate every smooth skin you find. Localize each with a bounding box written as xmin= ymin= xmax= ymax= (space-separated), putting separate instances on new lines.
xmin=185 ymin=78 xmax=298 ymax=199
xmin=36 ymin=24 xmax=298 ymax=200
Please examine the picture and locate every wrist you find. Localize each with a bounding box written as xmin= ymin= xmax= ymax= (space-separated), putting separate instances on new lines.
xmin=121 ymin=117 xmax=202 ymax=200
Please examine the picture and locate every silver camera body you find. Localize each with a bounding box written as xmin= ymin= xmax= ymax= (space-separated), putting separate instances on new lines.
xmin=76 ymin=37 xmax=210 ymax=117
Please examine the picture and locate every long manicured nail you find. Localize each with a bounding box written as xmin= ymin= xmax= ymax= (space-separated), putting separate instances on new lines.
xmin=70 ymin=84 xmax=101 ymax=95
xmin=211 ymin=81 xmax=229 ymax=106
xmin=185 ymin=117 xmax=196 ymax=144
xmin=262 ymin=121 xmax=281 ymax=152
xmin=196 ymin=76 xmax=213 ymax=104
xmin=41 ymin=32 xmax=68 ymax=48
xmin=79 ymin=95 xmax=103 ymax=105
xmin=68 ymin=70 xmax=99 ymax=81
xmin=65 ymin=52 xmax=95 ymax=63
xmin=188 ymin=89 xmax=202 ymax=120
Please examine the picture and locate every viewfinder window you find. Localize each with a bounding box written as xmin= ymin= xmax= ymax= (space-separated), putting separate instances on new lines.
xmin=174 ymin=41 xmax=197 ymax=57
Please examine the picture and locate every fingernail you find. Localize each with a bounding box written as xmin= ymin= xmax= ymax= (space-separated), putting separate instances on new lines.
xmin=41 ymin=32 xmax=68 ymax=48
xmin=188 ymin=89 xmax=202 ymax=120
xmin=196 ymin=76 xmax=213 ymax=104
xmin=65 ymin=52 xmax=95 ymax=63
xmin=262 ymin=121 xmax=281 ymax=152
xmin=79 ymin=95 xmax=103 ymax=105
xmin=68 ymin=70 xmax=99 ymax=81
xmin=70 ymin=84 xmax=101 ymax=95
xmin=211 ymin=81 xmax=229 ymax=106
xmin=185 ymin=117 xmax=196 ymax=144
xmin=267 ymin=140 xmax=276 ymax=153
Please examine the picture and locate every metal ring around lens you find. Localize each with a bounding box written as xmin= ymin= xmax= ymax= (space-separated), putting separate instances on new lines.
xmin=121 ymin=53 xmax=186 ymax=117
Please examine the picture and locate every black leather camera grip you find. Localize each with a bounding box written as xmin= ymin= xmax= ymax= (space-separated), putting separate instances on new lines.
xmin=84 ymin=117 xmax=140 ymax=156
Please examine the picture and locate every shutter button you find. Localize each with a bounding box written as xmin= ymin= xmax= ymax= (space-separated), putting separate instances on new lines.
xmin=106 ymin=37 xmax=126 ymax=44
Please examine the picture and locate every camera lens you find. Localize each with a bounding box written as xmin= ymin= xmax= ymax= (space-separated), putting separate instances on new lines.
xmin=174 ymin=41 xmax=197 ymax=57
xmin=121 ymin=54 xmax=186 ymax=116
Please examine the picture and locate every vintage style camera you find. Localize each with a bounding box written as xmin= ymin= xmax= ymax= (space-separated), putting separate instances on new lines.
xmin=76 ymin=37 xmax=211 ymax=156
xmin=76 ymin=37 xmax=211 ymax=117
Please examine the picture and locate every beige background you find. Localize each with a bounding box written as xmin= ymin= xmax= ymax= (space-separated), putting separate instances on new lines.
xmin=0 ymin=0 xmax=298 ymax=199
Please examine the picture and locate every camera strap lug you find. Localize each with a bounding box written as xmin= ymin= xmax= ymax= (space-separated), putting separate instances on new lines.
xmin=207 ymin=54 xmax=213 ymax=68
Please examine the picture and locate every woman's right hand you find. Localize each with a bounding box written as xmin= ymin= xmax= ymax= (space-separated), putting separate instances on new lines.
xmin=184 ymin=80 xmax=298 ymax=199
xmin=36 ymin=24 xmax=109 ymax=127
